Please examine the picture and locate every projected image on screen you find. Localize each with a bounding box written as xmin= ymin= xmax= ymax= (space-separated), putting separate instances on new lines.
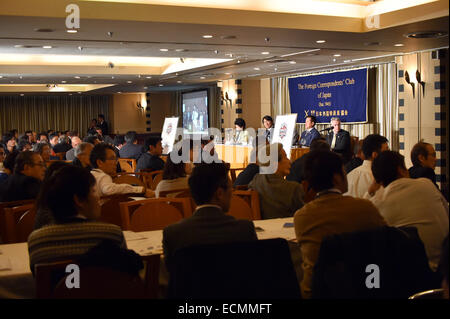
xmin=182 ymin=90 xmax=208 ymax=134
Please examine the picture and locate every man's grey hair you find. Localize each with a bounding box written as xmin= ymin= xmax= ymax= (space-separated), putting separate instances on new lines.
xmin=330 ymin=117 xmax=341 ymax=123
xmin=58 ymin=135 xmax=69 ymax=144
xmin=74 ymin=142 xmax=93 ymax=157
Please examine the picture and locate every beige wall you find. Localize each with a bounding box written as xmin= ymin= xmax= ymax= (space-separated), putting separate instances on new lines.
xmin=241 ymin=78 xmax=271 ymax=130
xmin=149 ymin=92 xmax=172 ymax=132
xmin=111 ymin=92 xmax=172 ymax=134
xmin=111 ymin=93 xmax=147 ymax=134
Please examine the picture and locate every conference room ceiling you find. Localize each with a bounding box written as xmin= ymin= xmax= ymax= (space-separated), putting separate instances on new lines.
xmin=0 ymin=0 xmax=448 ymax=93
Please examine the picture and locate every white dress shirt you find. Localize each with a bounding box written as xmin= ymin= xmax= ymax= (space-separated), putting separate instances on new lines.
xmin=345 ymin=160 xmax=377 ymax=198
xmin=91 ymin=168 xmax=144 ymax=197
xmin=367 ymin=177 xmax=449 ymax=271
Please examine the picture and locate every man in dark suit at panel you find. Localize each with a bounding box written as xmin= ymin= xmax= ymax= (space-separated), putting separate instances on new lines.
xmin=299 ymin=115 xmax=321 ymax=147
xmin=163 ymin=162 xmax=258 ymax=270
xmin=119 ymin=131 xmax=143 ymax=159
xmin=326 ymin=117 xmax=351 ymax=163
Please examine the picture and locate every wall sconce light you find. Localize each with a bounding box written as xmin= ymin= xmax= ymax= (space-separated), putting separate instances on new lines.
xmin=416 ymin=70 xmax=425 ymax=97
xmin=405 ymin=70 xmax=415 ymax=98
xmin=225 ymin=92 xmax=233 ymax=106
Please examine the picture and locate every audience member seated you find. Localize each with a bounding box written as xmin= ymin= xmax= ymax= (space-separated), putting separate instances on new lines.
xmin=27 ymin=165 xmax=127 ymax=272
xmin=0 ymin=145 xmax=7 ymax=183
xmin=326 ymin=117 xmax=351 ymax=163
xmin=90 ymin=143 xmax=153 ymax=197
xmin=72 ymin=142 xmax=94 ymax=171
xmin=48 ymin=133 xmax=59 ymax=150
xmin=286 ymin=137 xmax=329 ymax=184
xmin=33 ymin=142 xmax=51 ymax=165
xmin=65 ymin=136 xmax=82 ymax=161
xmin=344 ymin=139 xmax=364 ymax=174
xmin=155 ymin=149 xmax=192 ymax=197
xmin=83 ymin=135 xmax=100 ymax=146
xmin=136 ymin=136 xmax=164 ymax=172
xmin=17 ymin=139 xmax=32 ymax=152
xmin=53 ymin=135 xmax=72 ymax=155
xmin=345 ymin=134 xmax=389 ymax=198
xmin=34 ymin=161 xmax=72 ymax=230
xmin=119 ymin=131 xmax=143 ymax=159
xmin=409 ymin=141 xmax=438 ymax=187
xmin=2 ymin=133 xmax=16 ymax=155
xmin=113 ymin=135 xmax=125 ymax=155
xmin=0 ymin=150 xmax=19 ymax=185
xmin=249 ymin=143 xmax=304 ymax=219
xmin=37 ymin=132 xmax=48 ymax=143
xmin=233 ymin=136 xmax=268 ymax=187
xmin=163 ymin=162 xmax=257 ymax=270
xmin=0 ymin=151 xmax=45 ymax=202
xmin=95 ymin=126 xmax=114 ymax=145
xmin=369 ymin=151 xmax=449 ymax=271
xmin=294 ymin=150 xmax=386 ymax=298
xmin=299 ymin=115 xmax=321 ymax=147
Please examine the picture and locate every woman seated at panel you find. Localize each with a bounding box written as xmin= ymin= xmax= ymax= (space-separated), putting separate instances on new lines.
xmin=27 ymin=165 xmax=126 ymax=272
xmin=155 ymin=146 xmax=193 ymax=198
xmin=233 ymin=118 xmax=249 ymax=145
xmin=249 ymin=143 xmax=305 ymax=219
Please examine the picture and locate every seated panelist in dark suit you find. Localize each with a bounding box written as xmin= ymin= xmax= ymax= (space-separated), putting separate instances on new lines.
xmin=163 ymin=162 xmax=258 ymax=271
xmin=326 ymin=117 xmax=351 ymax=163
xmin=119 ymin=131 xmax=143 ymax=159
xmin=299 ymin=115 xmax=321 ymax=147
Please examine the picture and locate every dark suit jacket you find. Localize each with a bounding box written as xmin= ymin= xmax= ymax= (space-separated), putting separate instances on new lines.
xmin=299 ymin=127 xmax=321 ymax=147
xmin=98 ymin=121 xmax=109 ymax=135
xmin=136 ymin=152 xmax=165 ymax=172
xmin=0 ymin=173 xmax=41 ymax=202
xmin=409 ymin=165 xmax=437 ymax=186
xmin=119 ymin=143 xmax=144 ymax=159
xmin=163 ymin=206 xmax=258 ymax=270
xmin=326 ymin=129 xmax=351 ymax=162
xmin=233 ymin=164 xmax=259 ymax=187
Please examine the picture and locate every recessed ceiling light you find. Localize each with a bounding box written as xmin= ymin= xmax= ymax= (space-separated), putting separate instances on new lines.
xmin=200 ymin=76 xmax=206 ymax=79
xmin=69 ymin=93 xmax=73 ymax=96
xmin=160 ymin=49 xmax=169 ymax=52
xmin=175 ymin=49 xmax=186 ymax=52
xmin=316 ymin=40 xmax=326 ymax=44
xmin=67 ymin=29 xmax=78 ymax=33
xmin=74 ymin=76 xmax=80 ymax=79
xmin=19 ymin=76 xmax=23 ymax=79
xmin=253 ymin=67 xmax=260 ymax=71
xmin=111 ymin=76 xmax=115 ymax=79
xmin=144 ymin=86 xmax=148 ymax=89
xmin=78 ymin=92 xmax=82 ymax=94
xmin=333 ymin=58 xmax=337 ymax=62
xmin=146 ymin=76 xmax=152 ymax=79
xmin=158 ymin=84 xmax=164 ymax=87
xmin=61 ymin=80 xmax=67 ymax=83
xmin=20 ymin=94 xmax=24 ymax=96
xmin=344 ymin=60 xmax=351 ymax=63
xmin=14 ymin=45 xmax=24 ymax=48
xmin=127 ymin=81 xmax=132 ymax=83
xmin=42 ymin=46 xmax=52 ymax=49
xmin=289 ymin=61 xmax=296 ymax=64
xmin=177 ymin=81 xmax=182 ymax=83
xmin=225 ymin=72 xmax=231 ymax=75
xmin=394 ymin=43 xmax=404 ymax=47
xmin=10 ymin=81 xmax=14 ymax=83
xmin=202 ymin=35 xmax=213 ymax=38
xmin=0 ymin=76 xmax=3 ymax=78
xmin=261 ymin=52 xmax=270 ymax=55
xmin=117 ymin=91 xmax=122 ymax=94
xmin=333 ymin=54 xmax=341 ymax=57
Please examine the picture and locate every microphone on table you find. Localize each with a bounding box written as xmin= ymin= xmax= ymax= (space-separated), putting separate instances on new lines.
xmin=319 ymin=127 xmax=334 ymax=132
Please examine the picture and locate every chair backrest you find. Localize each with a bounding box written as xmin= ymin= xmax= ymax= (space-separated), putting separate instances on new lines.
xmin=312 ymin=226 xmax=437 ymax=299
xmin=231 ymin=190 xmax=261 ymax=220
xmin=408 ymin=288 xmax=445 ymax=299
xmin=35 ymin=260 xmax=148 ymax=299
xmin=1 ymin=202 xmax=36 ymax=243
xmin=228 ymin=195 xmax=253 ymax=221
xmin=168 ymin=238 xmax=301 ymax=299
xmin=118 ymin=158 xmax=137 ymax=173
xmin=229 ymin=168 xmax=244 ymax=183
xmin=0 ymin=199 xmax=35 ymax=243
xmin=113 ymin=175 xmax=145 ymax=187
xmin=141 ymin=170 xmax=163 ymax=190
xmin=99 ymin=194 xmax=134 ymax=227
xmin=119 ymin=198 xmax=190 ymax=231
xmin=158 ymin=188 xmax=190 ymax=198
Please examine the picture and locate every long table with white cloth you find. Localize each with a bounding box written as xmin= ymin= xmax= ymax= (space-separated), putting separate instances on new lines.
xmin=0 ymin=217 xmax=301 ymax=298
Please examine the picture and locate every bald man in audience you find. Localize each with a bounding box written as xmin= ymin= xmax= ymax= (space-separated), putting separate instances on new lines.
xmin=65 ymin=136 xmax=82 ymax=161
xmin=90 ymin=143 xmax=154 ymax=198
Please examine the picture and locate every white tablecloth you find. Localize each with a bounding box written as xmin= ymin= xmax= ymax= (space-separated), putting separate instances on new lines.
xmin=0 ymin=217 xmax=297 ymax=298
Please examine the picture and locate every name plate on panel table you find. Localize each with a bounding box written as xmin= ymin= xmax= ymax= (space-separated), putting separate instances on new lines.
xmin=288 ymin=68 xmax=368 ymax=124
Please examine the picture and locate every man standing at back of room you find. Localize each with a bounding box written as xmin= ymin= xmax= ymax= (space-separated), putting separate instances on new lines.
xmin=98 ymin=114 xmax=109 ymax=136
